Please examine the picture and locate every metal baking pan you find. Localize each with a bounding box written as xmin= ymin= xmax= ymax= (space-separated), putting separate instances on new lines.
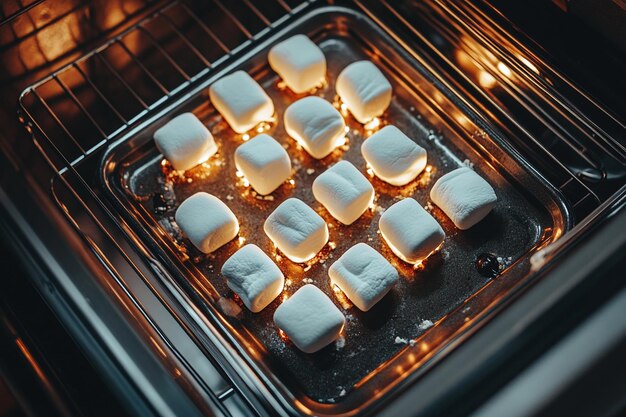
xmin=101 ymin=6 xmax=570 ymax=416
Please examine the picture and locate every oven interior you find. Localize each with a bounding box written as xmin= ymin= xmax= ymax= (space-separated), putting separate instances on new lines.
xmin=1 ymin=1 xmax=624 ymax=416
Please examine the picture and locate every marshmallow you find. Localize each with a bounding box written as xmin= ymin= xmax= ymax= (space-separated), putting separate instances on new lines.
xmin=379 ymin=198 xmax=445 ymax=264
xmin=221 ymin=244 xmax=284 ymax=312
xmin=274 ymin=284 xmax=345 ymax=353
xmin=284 ymin=96 xmax=346 ymax=159
xmin=264 ymin=198 xmax=328 ymax=263
xmin=329 ymin=243 xmax=398 ymax=311
xmin=361 ymin=125 xmax=427 ymax=186
xmin=336 ymin=60 xmax=392 ymax=123
xmin=312 ymin=161 xmax=374 ymax=225
xmin=430 ymin=167 xmax=497 ymax=230
xmin=153 ymin=113 xmax=217 ymax=171
xmin=209 ymin=70 xmax=274 ymax=133
xmin=175 ymin=192 xmax=239 ymax=254
xmin=268 ymin=34 xmax=326 ymax=94
xmin=234 ymin=134 xmax=291 ymax=195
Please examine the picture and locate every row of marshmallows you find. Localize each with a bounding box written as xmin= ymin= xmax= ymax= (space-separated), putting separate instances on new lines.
xmin=154 ymin=34 xmax=393 ymax=172
xmin=156 ymin=34 xmax=498 ymax=353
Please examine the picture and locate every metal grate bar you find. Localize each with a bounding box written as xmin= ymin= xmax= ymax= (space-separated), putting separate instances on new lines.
xmin=177 ymin=2 xmax=230 ymax=53
xmin=157 ymin=10 xmax=212 ymax=68
xmin=29 ymin=88 xmax=85 ymax=154
xmin=241 ymin=0 xmax=272 ymax=26
xmin=274 ymin=0 xmax=292 ymax=13
xmin=211 ymin=0 xmax=254 ymax=39
xmin=93 ymin=52 xmax=150 ymax=109
xmin=115 ymin=39 xmax=170 ymax=95
xmin=0 ymin=0 xmax=45 ymax=26
xmin=53 ymin=74 xmax=108 ymax=139
xmin=72 ymin=63 xmax=128 ymax=125
xmin=137 ymin=25 xmax=191 ymax=81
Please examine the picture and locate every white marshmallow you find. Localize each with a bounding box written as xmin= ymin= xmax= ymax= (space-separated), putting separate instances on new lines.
xmin=174 ymin=192 xmax=239 ymax=254
xmin=153 ymin=113 xmax=217 ymax=171
xmin=209 ymin=71 xmax=274 ymax=134
xmin=328 ymin=243 xmax=398 ymax=311
xmin=221 ymin=244 xmax=284 ymax=312
xmin=430 ymin=167 xmax=497 ymax=230
xmin=312 ymin=161 xmax=374 ymax=225
xmin=336 ymin=60 xmax=392 ymax=123
xmin=284 ymin=96 xmax=346 ymax=159
xmin=234 ymin=134 xmax=291 ymax=195
xmin=264 ymin=198 xmax=328 ymax=263
xmin=268 ymin=34 xmax=326 ymax=94
xmin=274 ymin=284 xmax=345 ymax=353
xmin=361 ymin=125 xmax=427 ymax=186
xmin=379 ymin=198 xmax=445 ymax=264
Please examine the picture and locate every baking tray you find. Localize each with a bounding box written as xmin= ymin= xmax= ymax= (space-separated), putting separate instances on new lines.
xmin=101 ymin=6 xmax=570 ymax=416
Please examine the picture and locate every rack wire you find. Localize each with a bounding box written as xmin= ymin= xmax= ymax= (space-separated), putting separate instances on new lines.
xmin=18 ymin=0 xmax=308 ymax=171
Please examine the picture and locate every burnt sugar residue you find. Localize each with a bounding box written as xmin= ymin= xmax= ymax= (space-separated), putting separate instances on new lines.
xmin=475 ymin=252 xmax=500 ymax=278
xmin=152 ymin=193 xmax=168 ymax=215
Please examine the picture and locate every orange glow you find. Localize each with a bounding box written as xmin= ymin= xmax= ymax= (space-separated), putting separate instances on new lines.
xmin=497 ymin=62 xmax=512 ymax=78
xmin=340 ymin=102 xmax=349 ymax=116
xmin=279 ymin=329 xmax=289 ymax=341
xmin=364 ymin=117 xmax=381 ymax=131
xmin=478 ymin=71 xmax=497 ymax=88
xmin=16 ymin=339 xmax=47 ymax=382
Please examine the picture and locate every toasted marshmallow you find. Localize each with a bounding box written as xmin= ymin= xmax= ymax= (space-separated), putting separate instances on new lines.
xmin=264 ymin=198 xmax=328 ymax=263
xmin=175 ymin=192 xmax=239 ymax=254
xmin=379 ymin=198 xmax=444 ymax=264
xmin=268 ymin=34 xmax=326 ymax=93
xmin=221 ymin=244 xmax=284 ymax=312
xmin=336 ymin=60 xmax=392 ymax=123
xmin=361 ymin=125 xmax=427 ymax=186
xmin=274 ymin=284 xmax=345 ymax=353
xmin=329 ymin=243 xmax=398 ymax=311
xmin=312 ymin=161 xmax=374 ymax=225
xmin=284 ymin=96 xmax=346 ymax=159
xmin=209 ymin=70 xmax=274 ymax=133
xmin=234 ymin=134 xmax=291 ymax=195
xmin=153 ymin=113 xmax=217 ymax=171
xmin=430 ymin=167 xmax=497 ymax=229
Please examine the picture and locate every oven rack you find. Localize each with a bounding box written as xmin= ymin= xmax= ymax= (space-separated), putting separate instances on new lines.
xmin=11 ymin=0 xmax=622 ymax=416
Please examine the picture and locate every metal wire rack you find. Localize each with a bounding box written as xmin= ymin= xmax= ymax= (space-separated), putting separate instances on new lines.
xmin=10 ymin=0 xmax=623 ymax=415
xmin=18 ymin=0 xmax=309 ymax=171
